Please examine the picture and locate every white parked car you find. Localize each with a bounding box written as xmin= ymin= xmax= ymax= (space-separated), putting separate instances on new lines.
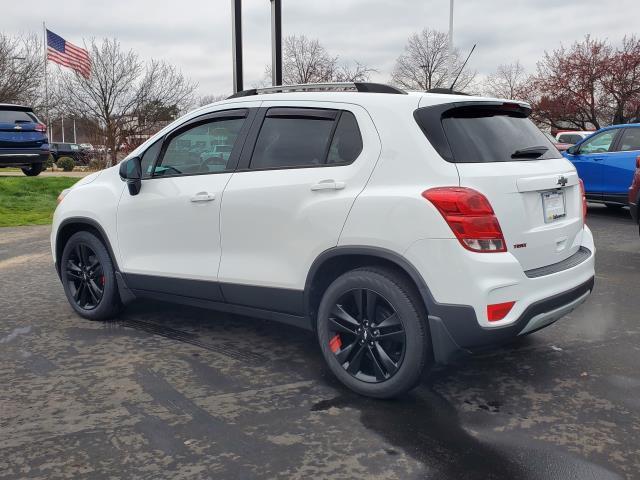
xmin=555 ymin=131 xmax=594 ymax=145
xmin=51 ymin=83 xmax=595 ymax=398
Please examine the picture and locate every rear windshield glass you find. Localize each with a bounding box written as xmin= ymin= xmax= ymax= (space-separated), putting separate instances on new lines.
xmin=416 ymin=105 xmax=561 ymax=163
xmin=0 ymin=110 xmax=36 ymax=123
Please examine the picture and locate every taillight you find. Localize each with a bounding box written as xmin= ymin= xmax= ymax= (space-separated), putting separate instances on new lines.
xmin=35 ymin=123 xmax=47 ymax=133
xmin=636 ymin=155 xmax=640 ymax=169
xmin=422 ymin=187 xmax=506 ymax=253
xmin=579 ymin=179 xmax=587 ymax=222
xmin=487 ymin=301 xmax=515 ymax=321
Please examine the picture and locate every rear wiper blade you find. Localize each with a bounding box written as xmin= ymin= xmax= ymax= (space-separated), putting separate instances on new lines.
xmin=511 ymin=145 xmax=548 ymax=158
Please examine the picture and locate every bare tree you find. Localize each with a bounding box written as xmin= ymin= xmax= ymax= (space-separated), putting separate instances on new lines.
xmin=391 ymin=28 xmax=476 ymax=92
xmin=483 ymin=61 xmax=530 ymax=100
xmin=264 ymin=35 xmax=373 ymax=85
xmin=58 ymin=38 xmax=196 ymax=165
xmin=198 ymin=94 xmax=229 ymax=107
xmin=0 ymin=33 xmax=45 ymax=109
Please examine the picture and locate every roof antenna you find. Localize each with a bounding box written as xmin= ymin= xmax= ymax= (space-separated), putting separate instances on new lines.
xmin=449 ymin=43 xmax=476 ymax=92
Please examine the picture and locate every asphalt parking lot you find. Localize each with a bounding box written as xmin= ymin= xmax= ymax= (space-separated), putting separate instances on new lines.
xmin=1 ymin=205 xmax=639 ymax=480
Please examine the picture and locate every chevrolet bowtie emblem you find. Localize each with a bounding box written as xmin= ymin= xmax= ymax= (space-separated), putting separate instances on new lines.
xmin=557 ymin=176 xmax=568 ymax=187
xmin=13 ymin=125 xmax=22 ymax=130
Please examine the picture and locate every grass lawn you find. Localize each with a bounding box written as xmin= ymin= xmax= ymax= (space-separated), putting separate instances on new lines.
xmin=0 ymin=177 xmax=80 ymax=227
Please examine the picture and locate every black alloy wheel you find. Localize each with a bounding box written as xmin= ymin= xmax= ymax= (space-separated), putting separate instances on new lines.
xmin=327 ymin=288 xmax=406 ymax=383
xmin=65 ymin=243 xmax=105 ymax=310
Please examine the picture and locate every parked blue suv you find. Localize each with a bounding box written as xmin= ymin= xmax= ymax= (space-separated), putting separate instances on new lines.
xmin=563 ymin=124 xmax=640 ymax=207
xmin=0 ymin=104 xmax=49 ymax=176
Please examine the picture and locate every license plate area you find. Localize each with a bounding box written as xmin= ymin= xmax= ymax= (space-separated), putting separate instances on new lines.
xmin=542 ymin=190 xmax=566 ymax=223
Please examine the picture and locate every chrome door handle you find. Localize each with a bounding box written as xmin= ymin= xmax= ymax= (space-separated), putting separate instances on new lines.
xmin=310 ymin=180 xmax=346 ymax=191
xmin=190 ymin=192 xmax=216 ymax=202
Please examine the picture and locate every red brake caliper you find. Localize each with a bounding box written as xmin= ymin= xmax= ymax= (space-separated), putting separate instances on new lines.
xmin=329 ymin=334 xmax=342 ymax=353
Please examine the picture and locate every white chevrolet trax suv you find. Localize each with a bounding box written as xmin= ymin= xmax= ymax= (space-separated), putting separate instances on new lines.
xmin=52 ymin=83 xmax=595 ymax=398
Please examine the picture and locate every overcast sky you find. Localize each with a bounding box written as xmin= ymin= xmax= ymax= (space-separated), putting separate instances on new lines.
xmin=4 ymin=0 xmax=640 ymax=97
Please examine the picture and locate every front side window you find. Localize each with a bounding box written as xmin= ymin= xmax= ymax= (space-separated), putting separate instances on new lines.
xmin=140 ymin=139 xmax=162 ymax=178
xmin=154 ymin=117 xmax=245 ymax=177
xmin=579 ymin=130 xmax=618 ymax=154
xmin=617 ymin=128 xmax=640 ymax=152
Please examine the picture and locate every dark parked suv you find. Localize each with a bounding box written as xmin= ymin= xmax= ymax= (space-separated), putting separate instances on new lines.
xmin=0 ymin=104 xmax=49 ymax=176
xmin=50 ymin=143 xmax=88 ymax=165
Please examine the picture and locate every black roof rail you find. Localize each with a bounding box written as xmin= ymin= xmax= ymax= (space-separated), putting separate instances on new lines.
xmin=427 ymin=88 xmax=470 ymax=96
xmin=227 ymin=82 xmax=407 ymax=99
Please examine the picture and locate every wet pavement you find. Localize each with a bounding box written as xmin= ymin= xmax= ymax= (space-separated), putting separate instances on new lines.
xmin=0 ymin=205 xmax=639 ymax=479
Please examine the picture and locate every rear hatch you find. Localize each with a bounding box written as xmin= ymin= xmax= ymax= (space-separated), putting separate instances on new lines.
xmin=0 ymin=106 xmax=47 ymax=149
xmin=416 ymin=101 xmax=583 ymax=271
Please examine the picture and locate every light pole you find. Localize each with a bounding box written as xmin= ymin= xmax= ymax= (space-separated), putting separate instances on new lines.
xmin=270 ymin=0 xmax=282 ymax=86
xmin=231 ymin=0 xmax=243 ymax=93
xmin=447 ymin=0 xmax=454 ymax=86
xmin=231 ymin=0 xmax=283 ymax=93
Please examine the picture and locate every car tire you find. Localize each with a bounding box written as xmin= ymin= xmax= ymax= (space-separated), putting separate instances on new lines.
xmin=316 ymin=266 xmax=432 ymax=399
xmin=60 ymin=231 xmax=123 ymax=321
xmin=21 ymin=163 xmax=43 ymax=176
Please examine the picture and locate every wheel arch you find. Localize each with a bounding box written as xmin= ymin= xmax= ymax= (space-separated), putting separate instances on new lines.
xmin=304 ymin=246 xmax=438 ymax=329
xmin=55 ymin=217 xmax=120 ymax=277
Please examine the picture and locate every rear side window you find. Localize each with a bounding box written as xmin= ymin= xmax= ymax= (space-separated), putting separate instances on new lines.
xmin=327 ymin=112 xmax=363 ymax=164
xmin=617 ymin=128 xmax=640 ymax=152
xmin=415 ymin=104 xmax=561 ymax=163
xmin=0 ymin=110 xmax=36 ymax=123
xmin=249 ymin=108 xmax=362 ymax=170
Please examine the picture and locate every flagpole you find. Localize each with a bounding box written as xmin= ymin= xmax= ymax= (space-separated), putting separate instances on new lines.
xmin=43 ymin=21 xmax=50 ymax=140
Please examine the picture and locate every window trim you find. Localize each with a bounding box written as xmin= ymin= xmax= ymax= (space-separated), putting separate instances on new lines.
xmin=142 ymin=108 xmax=255 ymax=180
xmin=236 ymin=106 xmax=362 ymax=172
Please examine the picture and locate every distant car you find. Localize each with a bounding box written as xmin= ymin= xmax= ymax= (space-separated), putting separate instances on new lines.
xmin=544 ymin=132 xmax=572 ymax=152
xmin=629 ymin=156 xmax=640 ymax=232
xmin=50 ymin=142 xmax=88 ymax=165
xmin=0 ymin=104 xmax=49 ymax=176
xmin=555 ymin=131 xmax=594 ymax=145
xmin=79 ymin=143 xmax=94 ymax=152
xmin=200 ymin=144 xmax=233 ymax=162
xmin=563 ymin=124 xmax=640 ymax=207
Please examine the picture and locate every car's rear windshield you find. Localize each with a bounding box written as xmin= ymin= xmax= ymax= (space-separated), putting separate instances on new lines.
xmin=415 ymin=104 xmax=561 ymax=163
xmin=0 ymin=109 xmax=36 ymax=123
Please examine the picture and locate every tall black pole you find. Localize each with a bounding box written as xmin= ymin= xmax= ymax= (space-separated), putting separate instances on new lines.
xmin=231 ymin=0 xmax=243 ymax=93
xmin=270 ymin=0 xmax=282 ymax=86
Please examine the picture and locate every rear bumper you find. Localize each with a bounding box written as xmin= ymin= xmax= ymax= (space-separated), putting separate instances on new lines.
xmin=0 ymin=149 xmax=48 ymax=166
xmin=404 ymin=226 xmax=596 ymax=363
xmin=428 ymin=277 xmax=594 ymax=362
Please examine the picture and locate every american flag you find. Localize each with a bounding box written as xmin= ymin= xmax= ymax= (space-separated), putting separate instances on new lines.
xmin=46 ymin=29 xmax=91 ymax=78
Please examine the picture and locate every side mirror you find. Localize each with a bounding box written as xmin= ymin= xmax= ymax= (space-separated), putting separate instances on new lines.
xmin=566 ymin=145 xmax=578 ymax=155
xmin=119 ymin=156 xmax=142 ymax=196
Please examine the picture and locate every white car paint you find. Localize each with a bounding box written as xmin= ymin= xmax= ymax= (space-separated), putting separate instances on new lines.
xmin=52 ymin=88 xmax=595 ymax=336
